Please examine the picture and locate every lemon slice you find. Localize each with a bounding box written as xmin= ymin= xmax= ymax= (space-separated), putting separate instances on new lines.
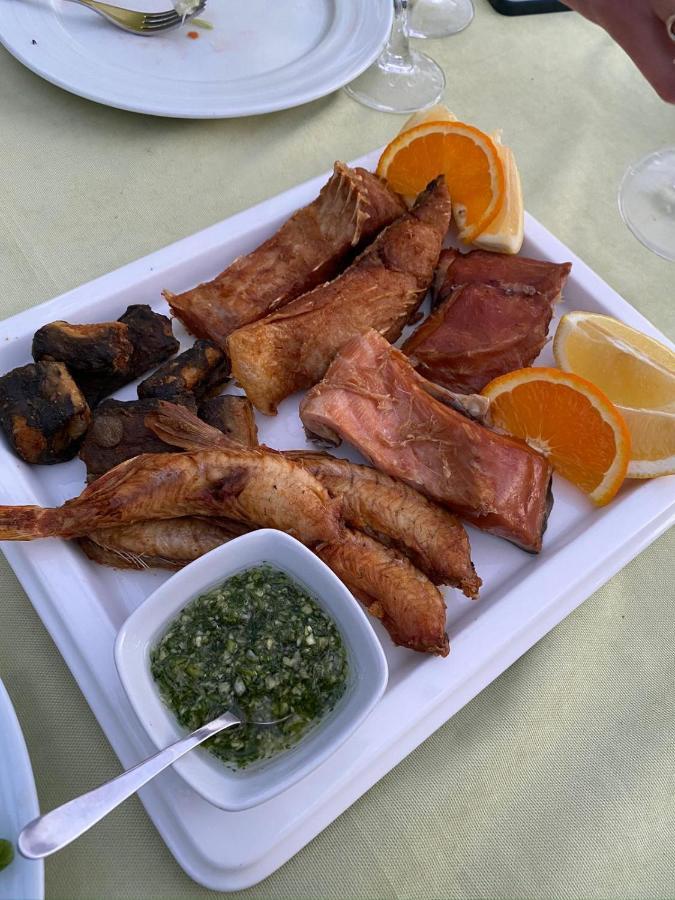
xmin=553 ymin=311 xmax=675 ymax=478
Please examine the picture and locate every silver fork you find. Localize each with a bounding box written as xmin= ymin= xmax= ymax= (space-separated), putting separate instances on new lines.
xmin=17 ymin=708 xmax=287 ymax=858
xmin=63 ymin=0 xmax=207 ymax=35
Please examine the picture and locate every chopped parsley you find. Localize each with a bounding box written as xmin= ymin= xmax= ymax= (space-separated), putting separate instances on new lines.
xmin=151 ymin=565 xmax=348 ymax=768
xmin=0 ymin=839 xmax=13 ymax=872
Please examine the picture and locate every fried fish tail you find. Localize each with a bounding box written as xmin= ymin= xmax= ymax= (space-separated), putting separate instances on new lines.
xmin=0 ymin=506 xmax=53 ymax=540
xmin=318 ymin=529 xmax=449 ymax=656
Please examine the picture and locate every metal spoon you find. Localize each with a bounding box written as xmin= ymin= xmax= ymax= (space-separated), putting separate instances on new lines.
xmin=18 ymin=710 xmax=284 ymax=859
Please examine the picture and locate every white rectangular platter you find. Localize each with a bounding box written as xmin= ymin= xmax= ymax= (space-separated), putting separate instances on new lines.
xmin=1 ymin=150 xmax=673 ymax=892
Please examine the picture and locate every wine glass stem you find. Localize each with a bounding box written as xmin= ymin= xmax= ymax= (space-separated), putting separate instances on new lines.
xmin=385 ymin=0 xmax=413 ymax=66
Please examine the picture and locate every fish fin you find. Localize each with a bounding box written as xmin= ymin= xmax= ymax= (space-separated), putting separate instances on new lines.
xmin=145 ymin=401 xmax=234 ymax=451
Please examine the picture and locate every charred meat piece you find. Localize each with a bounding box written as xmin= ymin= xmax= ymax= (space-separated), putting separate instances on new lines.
xmin=79 ymin=517 xmax=249 ymax=570
xmin=32 ymin=305 xmax=179 ymax=406
xmin=286 ymin=451 xmax=480 ymax=597
xmin=79 ymin=398 xmax=195 ymax=480
xmin=118 ymin=304 xmax=179 ymax=378
xmin=198 ymin=395 xmax=258 ymax=448
xmin=165 ymin=163 xmax=405 ymax=347
xmin=433 ymin=248 xmax=572 ymax=307
xmin=0 ymin=362 xmax=91 ymax=464
xmin=228 ymin=177 xmax=452 ymax=415
xmin=318 ymin=530 xmax=449 ymax=656
xmin=300 ymin=329 xmax=553 ymax=553
xmin=403 ymin=249 xmax=573 ymax=393
xmin=0 ymin=448 xmax=342 ymax=548
xmin=137 ymin=339 xmax=230 ymax=406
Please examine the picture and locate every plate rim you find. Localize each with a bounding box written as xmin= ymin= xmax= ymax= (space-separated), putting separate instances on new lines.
xmin=0 ymin=0 xmax=393 ymax=118
xmin=0 ymin=680 xmax=44 ymax=900
xmin=0 ymin=150 xmax=673 ymax=891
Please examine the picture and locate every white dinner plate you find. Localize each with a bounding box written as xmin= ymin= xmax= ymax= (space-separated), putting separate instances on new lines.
xmin=0 ymin=0 xmax=392 ymax=118
xmin=0 ymin=680 xmax=43 ymax=900
xmin=0 ymin=150 xmax=673 ymax=891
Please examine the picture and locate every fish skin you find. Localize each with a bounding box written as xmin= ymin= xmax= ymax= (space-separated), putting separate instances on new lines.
xmin=165 ymin=163 xmax=405 ymax=347
xmin=300 ymin=329 xmax=553 ymax=553
xmin=227 ymin=177 xmax=453 ymax=415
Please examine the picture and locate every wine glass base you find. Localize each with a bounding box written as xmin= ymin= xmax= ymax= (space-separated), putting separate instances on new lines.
xmin=408 ymin=0 xmax=475 ymax=37
xmin=619 ymin=147 xmax=675 ymax=262
xmin=344 ymin=49 xmax=445 ymax=114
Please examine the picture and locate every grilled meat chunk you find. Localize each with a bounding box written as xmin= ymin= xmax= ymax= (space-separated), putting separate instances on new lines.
xmin=165 ymin=162 xmax=405 ymax=346
xmin=198 ymin=395 xmax=258 ymax=448
xmin=0 ymin=362 xmax=91 ymax=464
xmin=403 ymin=250 xmax=572 ymax=393
xmin=300 ymin=329 xmax=553 ymax=553
xmin=32 ymin=305 xmax=179 ymax=406
xmin=317 ymin=530 xmax=449 ymax=656
xmin=228 ymin=177 xmax=452 ymax=415
xmin=137 ymin=339 xmax=230 ymax=406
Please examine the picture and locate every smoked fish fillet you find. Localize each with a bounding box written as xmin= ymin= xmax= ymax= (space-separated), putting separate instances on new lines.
xmin=228 ymin=177 xmax=452 ymax=414
xmin=165 ymin=163 xmax=405 ymax=346
xmin=300 ymin=329 xmax=553 ymax=553
xmin=403 ymin=250 xmax=572 ymax=393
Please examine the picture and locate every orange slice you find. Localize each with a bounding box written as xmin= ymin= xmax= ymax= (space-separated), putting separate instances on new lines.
xmin=481 ymin=367 xmax=632 ymax=506
xmin=376 ymin=120 xmax=506 ymax=242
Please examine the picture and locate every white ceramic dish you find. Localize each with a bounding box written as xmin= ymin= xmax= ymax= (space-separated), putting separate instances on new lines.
xmin=115 ymin=530 xmax=388 ymax=811
xmin=0 ymin=679 xmax=44 ymax=900
xmin=0 ymin=150 xmax=673 ymax=891
xmin=0 ymin=0 xmax=392 ymax=118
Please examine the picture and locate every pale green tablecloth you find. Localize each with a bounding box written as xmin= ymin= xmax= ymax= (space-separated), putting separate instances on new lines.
xmin=1 ymin=3 xmax=674 ymax=897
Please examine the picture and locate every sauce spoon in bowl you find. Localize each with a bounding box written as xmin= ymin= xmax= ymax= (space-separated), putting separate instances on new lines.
xmin=17 ymin=709 xmax=287 ymax=859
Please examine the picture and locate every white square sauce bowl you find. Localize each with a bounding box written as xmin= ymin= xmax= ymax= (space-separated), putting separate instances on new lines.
xmin=114 ymin=529 xmax=388 ymax=811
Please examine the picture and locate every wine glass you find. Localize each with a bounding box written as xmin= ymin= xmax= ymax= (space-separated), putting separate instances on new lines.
xmin=619 ymin=147 xmax=675 ymax=262
xmin=409 ymin=0 xmax=475 ymax=38
xmin=344 ymin=0 xmax=445 ymax=114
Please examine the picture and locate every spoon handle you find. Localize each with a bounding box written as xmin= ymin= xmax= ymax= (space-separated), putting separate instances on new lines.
xmin=18 ymin=711 xmax=241 ymax=859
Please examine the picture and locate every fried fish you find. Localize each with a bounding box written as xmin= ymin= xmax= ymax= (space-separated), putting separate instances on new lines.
xmin=0 ymin=448 xmax=341 ymax=547
xmin=317 ymin=530 xmax=449 ymax=656
xmin=286 ymin=451 xmax=480 ymax=597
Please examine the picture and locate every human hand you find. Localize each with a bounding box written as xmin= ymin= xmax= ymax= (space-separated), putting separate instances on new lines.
xmin=565 ymin=0 xmax=675 ymax=103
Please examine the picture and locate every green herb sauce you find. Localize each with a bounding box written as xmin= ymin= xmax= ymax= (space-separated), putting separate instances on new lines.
xmin=151 ymin=565 xmax=348 ymax=768
xmin=0 ymin=839 xmax=13 ymax=872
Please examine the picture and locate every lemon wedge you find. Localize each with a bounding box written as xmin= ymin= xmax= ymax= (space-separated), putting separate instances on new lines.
xmin=472 ymin=140 xmax=524 ymax=254
xmin=398 ymin=105 xmax=524 ymax=254
xmin=553 ymin=311 xmax=675 ymax=478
